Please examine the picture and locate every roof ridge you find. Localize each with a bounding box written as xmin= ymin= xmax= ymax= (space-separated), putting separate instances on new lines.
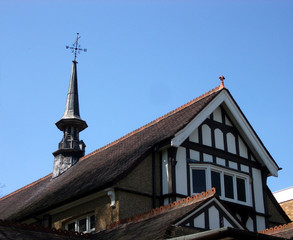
xmin=81 ymin=85 xmax=224 ymax=161
xmin=0 ymin=85 xmax=222 ymax=203
xmin=0 ymin=219 xmax=93 ymax=238
xmin=259 ymin=222 xmax=293 ymax=235
xmin=106 ymin=188 xmax=216 ymax=230
xmin=0 ymin=173 xmax=52 ymax=202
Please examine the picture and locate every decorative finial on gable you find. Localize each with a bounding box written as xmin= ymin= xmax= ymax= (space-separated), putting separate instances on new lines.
xmin=66 ymin=33 xmax=87 ymax=62
xmin=219 ymin=75 xmax=225 ymax=89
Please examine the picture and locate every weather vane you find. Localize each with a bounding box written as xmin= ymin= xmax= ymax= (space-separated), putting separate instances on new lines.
xmin=66 ymin=33 xmax=87 ymax=62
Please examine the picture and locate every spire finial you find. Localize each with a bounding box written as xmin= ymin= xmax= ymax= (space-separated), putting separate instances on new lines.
xmin=66 ymin=33 xmax=87 ymax=62
xmin=219 ymin=75 xmax=225 ymax=88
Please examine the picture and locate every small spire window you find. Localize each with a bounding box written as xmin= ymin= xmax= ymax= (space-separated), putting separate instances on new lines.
xmin=66 ymin=127 xmax=72 ymax=140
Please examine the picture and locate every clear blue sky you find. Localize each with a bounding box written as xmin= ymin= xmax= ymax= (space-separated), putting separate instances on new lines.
xmin=0 ymin=0 xmax=292 ymax=196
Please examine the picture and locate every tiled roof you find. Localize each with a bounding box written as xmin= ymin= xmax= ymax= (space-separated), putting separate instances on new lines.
xmin=0 ymin=219 xmax=93 ymax=240
xmin=107 ymin=188 xmax=216 ymax=230
xmin=260 ymin=222 xmax=293 ymax=239
xmin=95 ymin=189 xmax=217 ymax=240
xmin=0 ymin=85 xmax=223 ymax=221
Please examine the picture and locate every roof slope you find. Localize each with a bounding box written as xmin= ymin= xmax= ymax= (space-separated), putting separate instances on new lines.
xmin=95 ymin=190 xmax=216 ymax=240
xmin=260 ymin=223 xmax=293 ymax=240
xmin=0 ymin=85 xmax=223 ymax=221
xmin=0 ymin=220 xmax=93 ymax=240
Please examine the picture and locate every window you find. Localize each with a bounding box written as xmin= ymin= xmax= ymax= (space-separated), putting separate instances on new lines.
xmin=65 ymin=214 xmax=95 ymax=233
xmin=192 ymin=169 xmax=206 ymax=193
xmin=190 ymin=164 xmax=251 ymax=206
xmin=224 ymin=174 xmax=234 ymax=199
xmin=211 ymin=171 xmax=221 ymax=196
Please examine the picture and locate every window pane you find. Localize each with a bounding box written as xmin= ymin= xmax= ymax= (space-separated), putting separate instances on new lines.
xmin=224 ymin=175 xmax=234 ymax=199
xmin=68 ymin=222 xmax=75 ymax=232
xmin=211 ymin=171 xmax=221 ymax=196
xmin=79 ymin=218 xmax=87 ymax=232
xmin=237 ymin=178 xmax=246 ymax=202
xmin=192 ymin=169 xmax=206 ymax=193
xmin=90 ymin=215 xmax=95 ymax=230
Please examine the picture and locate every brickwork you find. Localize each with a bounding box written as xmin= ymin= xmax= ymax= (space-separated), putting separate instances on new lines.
xmin=280 ymin=199 xmax=293 ymax=221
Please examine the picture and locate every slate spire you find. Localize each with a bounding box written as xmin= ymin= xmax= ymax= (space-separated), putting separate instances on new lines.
xmin=52 ymin=60 xmax=88 ymax=178
xmin=62 ymin=60 xmax=81 ymax=120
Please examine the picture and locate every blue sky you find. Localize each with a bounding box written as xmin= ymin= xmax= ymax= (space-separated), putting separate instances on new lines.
xmin=0 ymin=0 xmax=292 ymax=196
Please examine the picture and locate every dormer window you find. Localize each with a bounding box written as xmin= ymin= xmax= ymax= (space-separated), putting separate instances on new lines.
xmin=65 ymin=214 xmax=95 ymax=233
xmin=191 ymin=164 xmax=251 ymax=206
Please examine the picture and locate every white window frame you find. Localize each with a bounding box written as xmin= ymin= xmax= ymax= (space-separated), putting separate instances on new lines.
xmin=65 ymin=214 xmax=95 ymax=233
xmin=190 ymin=164 xmax=252 ymax=206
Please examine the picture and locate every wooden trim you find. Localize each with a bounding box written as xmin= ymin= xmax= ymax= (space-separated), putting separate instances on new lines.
xmin=221 ymin=106 xmax=226 ymax=125
xmin=249 ymin=166 xmax=257 ymax=231
xmin=168 ymin=147 xmax=177 ymax=202
xmin=198 ymin=125 xmax=203 ymax=145
xmin=213 ymin=202 xmax=241 ymax=229
xmin=182 ymin=141 xmax=261 ymax=169
xmin=159 ymin=151 xmax=163 ymax=206
xmin=186 ymin=148 xmax=191 ymax=197
xmin=187 ymin=160 xmax=251 ymax=176
xmin=205 ymin=209 xmax=209 ymax=229
xmin=261 ymin=168 xmax=269 ymax=228
xmin=203 ymin=118 xmax=237 ymax=134
xmin=152 ymin=150 xmax=156 ymax=209
xmin=161 ymin=193 xmax=187 ymax=200
xmin=115 ymin=187 xmax=153 ymax=198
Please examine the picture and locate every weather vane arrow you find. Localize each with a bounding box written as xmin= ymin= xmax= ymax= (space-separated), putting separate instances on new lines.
xmin=66 ymin=33 xmax=87 ymax=62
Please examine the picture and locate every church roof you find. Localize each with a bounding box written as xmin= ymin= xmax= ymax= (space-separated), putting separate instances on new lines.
xmin=0 ymin=82 xmax=279 ymax=222
xmin=0 ymin=85 xmax=223 ymax=221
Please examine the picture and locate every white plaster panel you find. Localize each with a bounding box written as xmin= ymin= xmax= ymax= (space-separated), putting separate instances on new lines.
xmin=213 ymin=107 xmax=222 ymax=123
xmin=216 ymin=157 xmax=226 ymax=166
xmin=241 ymin=164 xmax=249 ymax=173
xmin=209 ymin=206 xmax=220 ymax=229
xmin=202 ymin=124 xmax=212 ymax=147
xmin=203 ymin=153 xmax=213 ymax=163
xmin=227 ymin=133 xmax=236 ymax=154
xmin=164 ymin=198 xmax=169 ymax=206
xmin=251 ymin=155 xmax=256 ymax=162
xmin=190 ymin=150 xmax=200 ymax=161
xmin=176 ymin=147 xmax=187 ymax=195
xmin=229 ymin=161 xmax=238 ymax=170
xmin=215 ymin=129 xmax=224 ymax=150
xmin=256 ymin=215 xmax=266 ymax=231
xmin=223 ymin=218 xmax=233 ymax=228
xmin=194 ymin=213 xmax=205 ymax=229
xmin=252 ymin=168 xmax=265 ymax=213
xmin=189 ymin=128 xmax=199 ymax=143
xmin=246 ymin=217 xmax=254 ymax=231
xmin=239 ymin=136 xmax=248 ymax=159
xmin=225 ymin=116 xmax=233 ymax=126
xmin=162 ymin=150 xmax=168 ymax=194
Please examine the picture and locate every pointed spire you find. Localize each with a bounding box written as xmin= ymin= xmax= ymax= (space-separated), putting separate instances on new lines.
xmin=52 ymin=35 xmax=88 ymax=178
xmin=55 ymin=61 xmax=87 ymax=132
xmin=62 ymin=60 xmax=81 ymax=119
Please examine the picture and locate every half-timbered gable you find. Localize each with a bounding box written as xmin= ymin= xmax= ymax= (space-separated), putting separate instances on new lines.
xmin=161 ymin=88 xmax=285 ymax=231
xmin=174 ymin=195 xmax=245 ymax=230
xmin=0 ymin=80 xmax=290 ymax=238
